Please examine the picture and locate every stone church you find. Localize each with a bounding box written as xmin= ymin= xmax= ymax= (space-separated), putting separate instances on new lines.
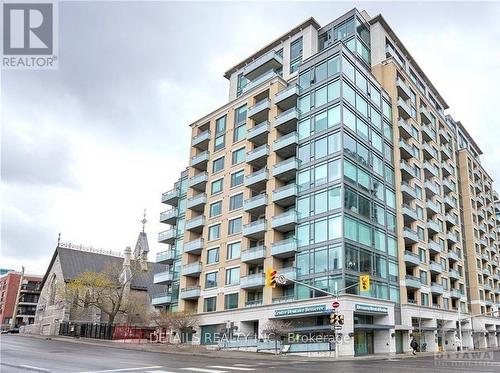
xmin=24 ymin=230 xmax=166 ymax=336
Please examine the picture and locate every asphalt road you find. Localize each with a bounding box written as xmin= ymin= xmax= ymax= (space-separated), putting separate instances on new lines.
xmin=2 ymin=335 xmax=500 ymax=373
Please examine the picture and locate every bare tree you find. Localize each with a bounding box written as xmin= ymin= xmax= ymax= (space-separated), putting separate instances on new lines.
xmin=261 ymin=320 xmax=293 ymax=354
xmin=149 ymin=310 xmax=198 ymax=343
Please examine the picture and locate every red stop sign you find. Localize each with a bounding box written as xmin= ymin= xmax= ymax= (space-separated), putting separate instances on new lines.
xmin=332 ymin=301 xmax=340 ymax=309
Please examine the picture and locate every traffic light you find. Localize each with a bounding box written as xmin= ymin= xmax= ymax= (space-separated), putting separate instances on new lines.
xmin=330 ymin=312 xmax=337 ymax=325
xmin=360 ymin=275 xmax=370 ymax=291
xmin=266 ymin=268 xmax=277 ymax=288
xmin=338 ymin=314 xmax=344 ymax=325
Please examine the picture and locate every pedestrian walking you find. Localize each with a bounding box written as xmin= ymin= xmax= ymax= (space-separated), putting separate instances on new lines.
xmin=410 ymin=337 xmax=419 ymax=355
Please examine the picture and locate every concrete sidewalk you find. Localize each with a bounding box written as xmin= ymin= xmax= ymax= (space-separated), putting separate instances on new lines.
xmin=17 ymin=334 xmax=500 ymax=362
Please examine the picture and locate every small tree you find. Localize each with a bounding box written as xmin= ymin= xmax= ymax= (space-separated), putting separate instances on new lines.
xmin=261 ymin=320 xmax=293 ymax=354
xmin=150 ymin=310 xmax=198 ymax=343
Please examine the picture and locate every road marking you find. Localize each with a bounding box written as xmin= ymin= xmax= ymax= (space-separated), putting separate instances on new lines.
xmin=77 ymin=367 xmax=163 ymax=373
xmin=20 ymin=365 xmax=52 ymax=372
xmin=208 ymin=366 xmax=255 ymax=371
xmin=145 ymin=371 xmax=176 ymax=373
xmin=233 ymin=365 xmax=254 ymax=367
xmin=181 ymin=368 xmax=228 ymax=373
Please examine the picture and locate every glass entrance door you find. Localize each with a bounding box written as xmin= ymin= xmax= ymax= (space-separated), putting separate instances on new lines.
xmin=354 ymin=331 xmax=374 ymax=355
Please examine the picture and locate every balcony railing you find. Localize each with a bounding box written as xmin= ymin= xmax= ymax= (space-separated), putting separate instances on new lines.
xmin=271 ymin=238 xmax=298 ymax=258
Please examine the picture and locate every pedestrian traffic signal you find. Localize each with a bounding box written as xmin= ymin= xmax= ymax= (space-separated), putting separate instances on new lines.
xmin=338 ymin=314 xmax=344 ymax=325
xmin=330 ymin=312 xmax=337 ymax=325
xmin=266 ymin=268 xmax=277 ymax=288
xmin=360 ymin=275 xmax=370 ymax=291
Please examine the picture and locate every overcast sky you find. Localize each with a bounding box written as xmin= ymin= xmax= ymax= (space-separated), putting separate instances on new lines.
xmin=2 ymin=1 xmax=500 ymax=275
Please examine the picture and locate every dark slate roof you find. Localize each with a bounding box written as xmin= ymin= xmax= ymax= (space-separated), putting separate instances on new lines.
xmin=42 ymin=246 xmax=167 ymax=299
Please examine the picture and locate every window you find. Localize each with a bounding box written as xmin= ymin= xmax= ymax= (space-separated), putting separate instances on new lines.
xmin=233 ymin=105 xmax=247 ymax=142
xmin=230 ymin=170 xmax=244 ymax=187
xmin=212 ymin=156 xmax=225 ymax=173
xmin=228 ymin=217 xmax=242 ymax=235
xmin=226 ymin=268 xmax=240 ymax=285
xmin=207 ymin=248 xmax=219 ymax=264
xmin=208 ymin=224 xmax=220 ymax=241
xmin=204 ymin=296 xmax=217 ymax=312
xmin=229 ymin=193 xmax=243 ymax=210
xmin=227 ymin=242 xmax=241 ymax=260
xmin=419 ymin=270 xmax=428 ymax=285
xmin=224 ymin=293 xmax=239 ymax=309
xmin=210 ymin=201 xmax=222 ymax=217
xmin=315 ymin=62 xmax=327 ymax=83
xmin=214 ymin=134 xmax=225 ymax=152
xmin=290 ymin=37 xmax=303 ymax=73
xmin=211 ymin=178 xmax=223 ymax=195
xmin=232 ymin=148 xmax=245 ymax=165
xmin=236 ymin=73 xmax=248 ymax=96
xmin=215 ymin=115 xmax=226 ymax=134
xmin=205 ymin=271 xmax=218 ymax=288
xmin=315 ymin=86 xmax=327 ymax=107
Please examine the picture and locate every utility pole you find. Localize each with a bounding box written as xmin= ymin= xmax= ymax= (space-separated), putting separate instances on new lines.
xmin=458 ymin=305 xmax=462 ymax=351
xmin=10 ymin=266 xmax=25 ymax=331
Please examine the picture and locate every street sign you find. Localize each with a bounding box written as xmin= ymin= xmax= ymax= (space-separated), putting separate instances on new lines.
xmin=276 ymin=274 xmax=287 ymax=285
xmin=332 ymin=301 xmax=340 ymax=309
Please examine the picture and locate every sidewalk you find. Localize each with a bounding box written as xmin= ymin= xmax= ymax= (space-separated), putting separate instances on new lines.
xmin=17 ymin=334 xmax=500 ymax=362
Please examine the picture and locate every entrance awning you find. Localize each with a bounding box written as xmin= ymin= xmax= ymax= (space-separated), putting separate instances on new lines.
xmin=354 ymin=324 xmax=394 ymax=331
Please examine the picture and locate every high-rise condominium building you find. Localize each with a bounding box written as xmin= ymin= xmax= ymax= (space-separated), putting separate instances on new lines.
xmin=153 ymin=8 xmax=500 ymax=356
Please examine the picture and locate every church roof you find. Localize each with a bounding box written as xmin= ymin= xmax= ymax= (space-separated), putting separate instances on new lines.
xmin=41 ymin=246 xmax=167 ymax=299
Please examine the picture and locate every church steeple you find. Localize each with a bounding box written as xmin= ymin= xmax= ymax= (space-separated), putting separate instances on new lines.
xmin=133 ymin=209 xmax=150 ymax=271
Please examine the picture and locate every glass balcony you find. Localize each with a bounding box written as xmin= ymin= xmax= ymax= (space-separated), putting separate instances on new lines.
xmin=182 ymin=262 xmax=202 ymax=277
xmin=405 ymin=275 xmax=422 ymax=289
xmin=243 ymin=50 xmax=283 ymax=81
xmin=160 ymin=208 xmax=178 ymax=225
xmin=247 ymin=121 xmax=270 ymax=146
xmin=429 ymin=261 xmax=443 ymax=274
xmin=449 ymin=269 xmax=461 ymax=280
xmin=187 ymin=193 xmax=207 ymax=212
xmin=243 ymin=219 xmax=267 ymax=239
xmin=431 ymin=282 xmax=444 ymax=295
xmin=153 ymin=270 xmax=175 ymax=285
xmin=401 ymin=182 xmax=416 ymax=201
xmin=421 ymin=125 xmax=435 ymax=141
xmin=156 ymin=249 xmax=176 ymax=264
xmin=444 ymin=196 xmax=456 ymax=210
xmin=397 ymin=98 xmax=411 ymax=119
xmin=398 ymin=139 xmax=414 ymax=160
xmin=243 ymin=70 xmax=278 ymax=94
xmin=446 ymin=232 xmax=459 ymax=245
xmin=439 ymin=128 xmax=450 ymax=143
xmin=152 ymin=292 xmax=173 ymax=306
xmin=424 ymin=180 xmax=440 ymax=197
xmin=248 ymin=98 xmax=270 ymax=122
xmin=243 ymin=194 xmax=267 ymax=215
xmin=188 ymin=172 xmax=208 ymax=191
xmin=398 ymin=118 xmax=414 ymax=139
xmin=279 ymin=266 xmax=297 ymax=281
xmin=403 ymin=227 xmax=419 ymax=244
xmin=241 ymin=246 xmax=266 ymax=263
xmin=423 ymin=161 xmax=439 ymax=178
xmin=161 ymin=188 xmax=180 ymax=206
xmin=427 ymin=219 xmax=441 ymax=235
xmin=185 ymin=215 xmax=205 ymax=233
xmin=245 ymin=299 xmax=263 ymax=307
xmin=426 ymin=200 xmax=441 ymax=216
xmin=272 ymin=210 xmax=298 ymax=232
xmin=401 ymin=204 xmax=418 ymax=222
xmin=272 ymin=157 xmax=299 ymax=182
xmin=441 ymin=145 xmax=451 ymax=160
xmin=484 ymin=282 xmax=492 ymax=291
xmin=274 ymin=107 xmax=299 ymax=134
xmin=271 ymin=238 xmax=298 ymax=258
xmin=446 ymin=214 xmax=458 ymax=227
xmin=442 ymin=178 xmax=455 ymax=193
xmin=396 ymin=77 xmax=411 ymax=100
xmin=191 ymin=129 xmax=210 ymax=150
xmin=422 ymin=142 xmax=438 ymax=160
xmin=400 ymin=160 xmax=417 ymax=180
xmin=190 ymin=151 xmax=210 ymax=170
xmin=273 ymin=132 xmax=298 ymax=158
xmin=404 ymin=251 xmax=421 ymax=267
xmin=450 ymin=288 xmax=463 ymax=299
xmin=179 ymin=286 xmax=201 ymax=299
xmin=485 ymin=299 xmax=493 ymax=307
xmin=275 ymin=84 xmax=299 ymax=110
xmin=442 ymin=162 xmax=454 ymax=177
xmin=272 ymin=184 xmax=298 ymax=207
xmin=483 ymin=268 xmax=491 ymax=276
xmin=246 ymin=144 xmax=269 ymax=167
xmin=420 ymin=106 xmax=432 ymax=124
xmin=448 ymin=251 xmax=460 ymax=262
xmin=184 ymin=238 xmax=204 ymax=255
xmin=245 ymin=168 xmax=268 ymax=190
xmin=240 ymin=273 xmax=265 ymax=289
xmin=158 ymin=229 xmax=176 ymax=244
xmin=428 ymin=240 xmax=442 ymax=254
